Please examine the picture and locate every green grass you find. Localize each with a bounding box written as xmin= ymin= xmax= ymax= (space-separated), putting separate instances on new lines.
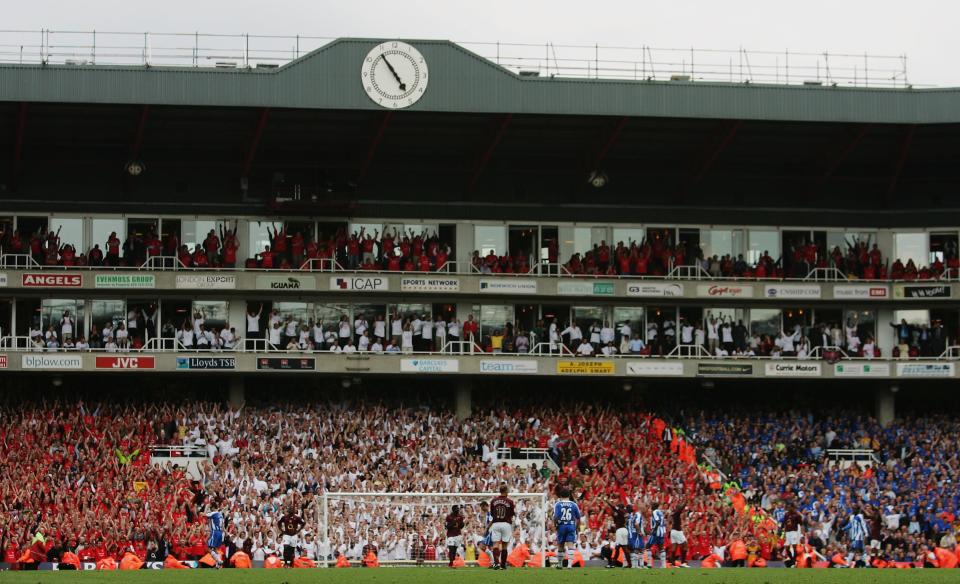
xmin=0 ymin=568 xmax=957 ymax=584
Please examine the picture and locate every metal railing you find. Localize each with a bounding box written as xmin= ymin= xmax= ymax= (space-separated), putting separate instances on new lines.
xmin=2 ymin=253 xmax=954 ymax=284
xmin=0 ymin=30 xmax=917 ymax=88
xmin=1 ymin=337 xmax=958 ymax=361
xmin=826 ymin=449 xmax=881 ymax=466
xmin=149 ymin=444 xmax=209 ymax=458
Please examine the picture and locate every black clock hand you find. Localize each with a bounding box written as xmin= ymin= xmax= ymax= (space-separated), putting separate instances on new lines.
xmin=381 ymin=56 xmax=407 ymax=91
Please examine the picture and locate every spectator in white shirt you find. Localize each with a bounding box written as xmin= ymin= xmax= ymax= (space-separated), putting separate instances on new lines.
xmin=576 ymin=339 xmax=595 ymax=356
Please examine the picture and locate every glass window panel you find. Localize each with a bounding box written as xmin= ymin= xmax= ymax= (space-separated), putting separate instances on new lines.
xmin=748 ymin=230 xmax=779 ymax=265
xmin=894 ymin=233 xmax=928 ymax=266
xmin=702 ymin=229 xmax=734 ymax=259
xmin=612 ymin=228 xmax=645 ymax=248
xmin=749 ymin=308 xmax=781 ymax=337
xmin=894 ymin=309 xmax=929 ymax=326
xmin=40 ymin=299 xmax=84 ymax=343
xmin=92 ymin=218 xmax=125 ymax=253
xmin=474 ymin=225 xmax=507 ymax=256
xmin=613 ymin=306 xmax=645 ymax=346
xmin=192 ymin=301 xmax=228 ymax=330
xmin=479 ymin=305 xmax=513 ymax=339
xmin=91 ymin=300 xmax=126 ymax=331
xmin=274 ymin=302 xmax=312 ymax=325
xmin=349 ymin=223 xmax=384 ymax=239
xmin=572 ymin=227 xmax=591 ymax=255
xmin=826 ymin=232 xmax=876 ymax=255
xmin=404 ymin=224 xmax=439 ymax=238
xmin=248 ymin=221 xmax=271 ymax=256
xmin=49 ymin=217 xmax=84 ymax=254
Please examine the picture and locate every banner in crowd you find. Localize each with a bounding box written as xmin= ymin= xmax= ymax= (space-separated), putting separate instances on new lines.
xmin=175 ymin=357 xmax=236 ymax=370
xmin=256 ymin=357 xmax=316 ymax=370
xmin=175 ymin=274 xmax=236 ymax=289
xmin=764 ymin=362 xmax=822 ymax=377
xmin=625 ymin=361 xmax=685 ymax=376
xmin=479 ymin=360 xmax=539 ymax=374
xmin=21 ymin=354 xmax=83 ymax=369
xmin=21 ymin=273 xmax=83 ymax=288
xmin=894 ymin=284 xmax=952 ymax=299
xmin=556 ymin=281 xmax=615 ymax=296
xmin=625 ymin=282 xmax=684 ymax=297
xmin=834 ymin=362 xmax=891 ymax=377
xmin=763 ymin=284 xmax=821 ymax=299
xmin=94 ymin=274 xmax=156 ymax=289
xmin=400 ymin=277 xmax=460 ymax=292
xmin=697 ymin=362 xmax=753 ymax=376
xmin=330 ymin=276 xmax=389 ymax=291
xmin=478 ymin=278 xmax=537 ymax=294
xmin=832 ymin=284 xmax=888 ymax=299
xmin=255 ymin=275 xmax=317 ymax=291
xmin=95 ymin=356 xmax=155 ymax=370
xmin=896 ymin=362 xmax=955 ymax=378
xmin=400 ymin=358 xmax=459 ymax=373
xmin=696 ymin=284 xmax=754 ymax=298
xmin=556 ymin=361 xmax=615 ymax=375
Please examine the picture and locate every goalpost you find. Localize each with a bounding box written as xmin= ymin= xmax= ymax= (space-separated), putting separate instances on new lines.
xmin=320 ymin=492 xmax=549 ymax=568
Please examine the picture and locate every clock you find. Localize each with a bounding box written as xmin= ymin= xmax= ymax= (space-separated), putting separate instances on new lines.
xmin=361 ymin=41 xmax=429 ymax=109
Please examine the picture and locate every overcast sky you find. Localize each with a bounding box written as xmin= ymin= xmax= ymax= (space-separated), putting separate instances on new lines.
xmin=6 ymin=0 xmax=956 ymax=85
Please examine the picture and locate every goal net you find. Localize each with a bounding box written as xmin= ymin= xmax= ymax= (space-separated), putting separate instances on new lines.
xmin=320 ymin=491 xmax=549 ymax=567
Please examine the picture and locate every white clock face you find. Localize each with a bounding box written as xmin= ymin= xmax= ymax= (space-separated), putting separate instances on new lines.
xmin=361 ymin=41 xmax=429 ymax=109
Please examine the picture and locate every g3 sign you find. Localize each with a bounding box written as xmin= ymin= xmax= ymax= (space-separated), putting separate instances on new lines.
xmin=361 ymin=41 xmax=429 ymax=109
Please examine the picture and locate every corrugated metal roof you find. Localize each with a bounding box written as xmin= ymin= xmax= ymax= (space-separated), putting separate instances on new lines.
xmin=0 ymin=38 xmax=958 ymax=124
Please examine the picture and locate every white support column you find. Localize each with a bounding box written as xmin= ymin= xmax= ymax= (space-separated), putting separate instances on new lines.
xmin=877 ymin=308 xmax=897 ymax=357
xmin=228 ymin=377 xmax=245 ymax=408
xmin=455 ymin=381 xmax=472 ymax=420
xmin=876 ymin=385 xmax=896 ymax=427
xmin=455 ymin=222 xmax=473 ymax=273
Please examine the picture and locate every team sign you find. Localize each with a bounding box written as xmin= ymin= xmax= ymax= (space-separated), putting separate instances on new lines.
xmin=556 ymin=361 xmax=615 ymax=375
xmin=479 ymin=360 xmax=539 ymax=374
xmin=95 ymin=356 xmax=156 ymax=369
xmin=330 ymin=276 xmax=389 ymax=291
xmin=21 ymin=273 xmax=83 ymax=287
xmin=175 ymin=357 xmax=236 ymax=370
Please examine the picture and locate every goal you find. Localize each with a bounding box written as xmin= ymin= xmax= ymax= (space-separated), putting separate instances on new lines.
xmin=320 ymin=491 xmax=549 ymax=567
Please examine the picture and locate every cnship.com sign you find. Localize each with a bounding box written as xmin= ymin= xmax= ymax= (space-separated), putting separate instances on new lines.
xmin=21 ymin=354 xmax=83 ymax=369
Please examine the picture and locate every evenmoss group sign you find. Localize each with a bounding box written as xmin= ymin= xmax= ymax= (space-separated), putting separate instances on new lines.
xmin=95 ymin=274 xmax=156 ymax=289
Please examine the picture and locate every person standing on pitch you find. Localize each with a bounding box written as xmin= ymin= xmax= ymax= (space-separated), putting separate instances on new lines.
xmin=489 ymin=484 xmax=516 ymax=570
xmin=444 ymin=505 xmax=465 ymax=567
xmin=552 ymin=487 xmax=581 ymax=569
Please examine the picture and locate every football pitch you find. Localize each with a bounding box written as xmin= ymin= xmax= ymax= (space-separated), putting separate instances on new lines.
xmin=1 ymin=569 xmax=957 ymax=584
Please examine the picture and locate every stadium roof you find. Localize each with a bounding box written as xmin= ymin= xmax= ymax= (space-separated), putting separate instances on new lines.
xmin=1 ymin=38 xmax=960 ymax=124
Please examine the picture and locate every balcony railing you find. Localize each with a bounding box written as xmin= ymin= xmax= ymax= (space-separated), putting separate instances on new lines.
xmin=2 ymin=253 xmax=954 ymax=284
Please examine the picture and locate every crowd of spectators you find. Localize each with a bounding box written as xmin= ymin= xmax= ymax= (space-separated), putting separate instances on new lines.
xmin=0 ymin=224 xmax=455 ymax=273
xmin=686 ymin=409 xmax=960 ymax=566
xmin=2 ymin=396 xmax=960 ymax=568
xmin=474 ymin=233 xmax=959 ymax=281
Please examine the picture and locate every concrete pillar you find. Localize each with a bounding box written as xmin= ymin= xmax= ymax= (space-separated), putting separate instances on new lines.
xmin=229 ymin=377 xmax=246 ymax=408
xmin=455 ymin=382 xmax=472 ymax=420
xmin=875 ymin=386 xmax=896 ymax=427
xmin=455 ymin=221 xmax=474 ymax=273
xmin=876 ymin=308 xmax=897 ymax=356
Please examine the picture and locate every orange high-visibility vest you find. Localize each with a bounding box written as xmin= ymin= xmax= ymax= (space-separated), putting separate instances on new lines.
xmin=60 ymin=551 xmax=81 ymax=570
xmin=264 ymin=555 xmax=283 ymax=568
xmin=198 ymin=553 xmax=217 ymax=568
xmin=753 ymin=557 xmax=767 ymax=568
xmin=363 ymin=551 xmax=379 ymax=567
xmin=572 ymin=550 xmax=585 ymax=567
xmin=701 ymin=554 xmax=721 ymax=568
xmin=615 ymin=546 xmax=625 ymax=565
xmin=229 ymin=551 xmax=252 ymax=569
xmin=452 ymin=555 xmax=466 ymax=568
xmin=526 ymin=552 xmax=543 ymax=567
xmin=293 ymin=556 xmax=317 ymax=568
xmin=729 ymin=540 xmax=747 ymax=561
xmin=508 ymin=544 xmax=530 ymax=567
xmin=831 ymin=553 xmax=848 ymax=567
xmin=335 ymin=555 xmax=351 ymax=568
xmin=477 ymin=551 xmax=492 ymax=567
xmin=119 ymin=552 xmax=144 ymax=570
xmin=935 ymin=548 xmax=958 ymax=569
xmin=96 ymin=557 xmax=118 ymax=570
xmin=17 ymin=550 xmax=33 ymax=563
xmin=164 ymin=555 xmax=189 ymax=569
